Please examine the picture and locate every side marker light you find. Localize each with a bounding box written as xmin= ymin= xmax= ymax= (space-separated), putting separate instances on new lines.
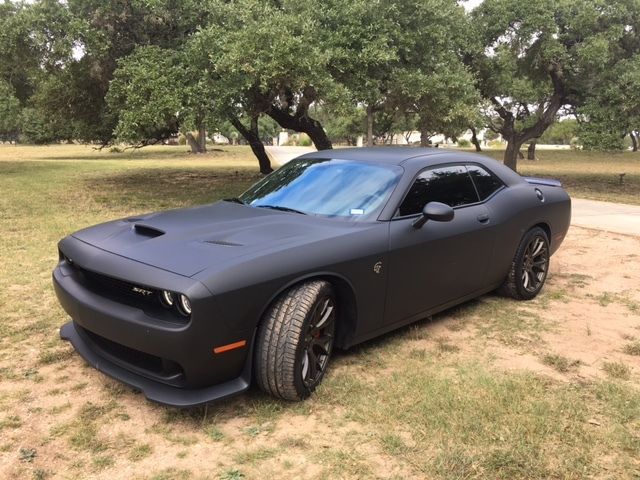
xmin=213 ymin=340 xmax=247 ymax=354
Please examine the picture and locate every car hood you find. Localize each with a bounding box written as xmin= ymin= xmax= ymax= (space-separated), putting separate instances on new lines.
xmin=71 ymin=201 xmax=369 ymax=277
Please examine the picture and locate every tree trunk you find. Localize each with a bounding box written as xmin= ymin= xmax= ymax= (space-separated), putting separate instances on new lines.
xmin=527 ymin=140 xmax=537 ymax=160
xmin=420 ymin=127 xmax=430 ymax=147
xmin=185 ymin=132 xmax=200 ymax=153
xmin=197 ymin=122 xmax=207 ymax=153
xmin=504 ymin=138 xmax=524 ymax=171
xmin=630 ymin=131 xmax=638 ymax=152
xmin=488 ymin=65 xmax=567 ymax=172
xmin=366 ymin=104 xmax=374 ymax=147
xmin=305 ymin=117 xmax=332 ymax=150
xmin=229 ymin=115 xmax=273 ymax=174
xmin=470 ymin=127 xmax=482 ymax=152
xmin=267 ymin=108 xmax=332 ymax=150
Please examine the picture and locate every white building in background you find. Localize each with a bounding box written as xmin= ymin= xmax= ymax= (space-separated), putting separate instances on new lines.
xmin=278 ymin=131 xmax=289 ymax=146
xmin=270 ymin=128 xmax=496 ymax=148
xmin=211 ymin=133 xmax=230 ymax=144
xmin=390 ymin=129 xmax=488 ymax=146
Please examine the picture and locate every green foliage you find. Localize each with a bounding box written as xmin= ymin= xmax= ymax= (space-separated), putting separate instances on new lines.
xmin=579 ymin=123 xmax=627 ymax=151
xmin=314 ymin=105 xmax=365 ymax=145
xmin=390 ymin=0 xmax=480 ymax=140
xmin=469 ymin=0 xmax=640 ymax=167
xmin=539 ymin=120 xmax=578 ymax=145
xmin=257 ymin=116 xmax=280 ymax=143
xmin=19 ymin=107 xmax=57 ymax=144
xmin=578 ymin=56 xmax=640 ymax=151
xmin=485 ymin=129 xmax=500 ymax=141
xmin=1 ymin=0 xmax=639 ymax=160
xmin=0 ymin=81 xmax=21 ymax=142
xmin=107 ymin=46 xmax=184 ymax=143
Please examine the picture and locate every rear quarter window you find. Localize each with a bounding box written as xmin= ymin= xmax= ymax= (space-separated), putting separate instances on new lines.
xmin=466 ymin=165 xmax=504 ymax=200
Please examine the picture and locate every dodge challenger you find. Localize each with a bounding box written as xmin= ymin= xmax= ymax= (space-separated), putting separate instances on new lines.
xmin=53 ymin=147 xmax=571 ymax=406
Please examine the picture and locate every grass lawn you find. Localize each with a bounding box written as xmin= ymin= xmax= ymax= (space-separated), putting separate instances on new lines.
xmin=0 ymin=144 xmax=639 ymax=479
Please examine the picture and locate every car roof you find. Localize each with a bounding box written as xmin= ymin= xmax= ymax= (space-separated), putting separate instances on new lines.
xmin=298 ymin=147 xmax=444 ymax=165
xmin=297 ymin=146 xmax=524 ymax=186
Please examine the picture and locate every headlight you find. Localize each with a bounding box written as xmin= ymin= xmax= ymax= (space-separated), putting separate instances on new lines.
xmin=160 ymin=290 xmax=174 ymax=307
xmin=178 ymin=294 xmax=191 ymax=316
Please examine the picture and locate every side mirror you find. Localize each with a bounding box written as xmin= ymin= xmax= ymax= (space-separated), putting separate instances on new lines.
xmin=412 ymin=201 xmax=454 ymax=229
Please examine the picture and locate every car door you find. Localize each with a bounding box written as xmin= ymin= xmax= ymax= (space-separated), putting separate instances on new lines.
xmin=384 ymin=164 xmax=497 ymax=326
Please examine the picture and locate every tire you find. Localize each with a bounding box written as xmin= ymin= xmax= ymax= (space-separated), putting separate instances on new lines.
xmin=255 ymin=280 xmax=336 ymax=401
xmin=498 ymin=227 xmax=550 ymax=300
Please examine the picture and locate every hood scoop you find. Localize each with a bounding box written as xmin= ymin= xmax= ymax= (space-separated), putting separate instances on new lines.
xmin=133 ymin=224 xmax=165 ymax=238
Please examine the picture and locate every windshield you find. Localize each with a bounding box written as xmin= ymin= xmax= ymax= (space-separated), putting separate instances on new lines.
xmin=239 ymin=158 xmax=403 ymax=220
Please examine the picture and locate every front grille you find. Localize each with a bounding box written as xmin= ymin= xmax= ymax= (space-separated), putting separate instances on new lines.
xmin=68 ymin=263 xmax=189 ymax=325
xmin=77 ymin=325 xmax=184 ymax=386
xmin=79 ymin=267 xmax=158 ymax=305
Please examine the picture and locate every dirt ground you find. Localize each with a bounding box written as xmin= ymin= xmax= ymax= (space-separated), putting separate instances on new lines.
xmin=1 ymin=225 xmax=639 ymax=479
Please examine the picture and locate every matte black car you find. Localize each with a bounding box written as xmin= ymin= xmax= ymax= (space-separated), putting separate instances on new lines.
xmin=53 ymin=147 xmax=571 ymax=406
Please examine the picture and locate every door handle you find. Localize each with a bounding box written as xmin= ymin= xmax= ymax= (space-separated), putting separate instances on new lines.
xmin=477 ymin=213 xmax=490 ymax=223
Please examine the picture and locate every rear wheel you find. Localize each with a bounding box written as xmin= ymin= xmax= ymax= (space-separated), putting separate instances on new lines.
xmin=255 ymin=280 xmax=336 ymax=401
xmin=499 ymin=227 xmax=550 ymax=300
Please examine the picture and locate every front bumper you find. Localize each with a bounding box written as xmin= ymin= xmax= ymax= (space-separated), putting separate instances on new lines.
xmin=60 ymin=321 xmax=252 ymax=407
xmin=53 ymin=236 xmax=254 ymax=407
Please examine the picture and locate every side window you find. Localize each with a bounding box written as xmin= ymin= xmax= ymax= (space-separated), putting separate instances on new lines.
xmin=398 ymin=165 xmax=480 ymax=216
xmin=466 ymin=165 xmax=504 ymax=200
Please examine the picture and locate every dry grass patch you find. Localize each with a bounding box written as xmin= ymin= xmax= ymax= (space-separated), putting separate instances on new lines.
xmin=623 ymin=340 xmax=640 ymax=356
xmin=541 ymin=353 xmax=581 ymax=373
xmin=602 ymin=361 xmax=632 ymax=380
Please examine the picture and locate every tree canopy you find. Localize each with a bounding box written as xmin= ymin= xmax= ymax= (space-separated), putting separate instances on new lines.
xmin=1 ymin=0 xmax=639 ymax=172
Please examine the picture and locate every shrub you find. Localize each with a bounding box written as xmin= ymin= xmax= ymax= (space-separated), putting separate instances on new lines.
xmin=298 ymin=134 xmax=312 ymax=146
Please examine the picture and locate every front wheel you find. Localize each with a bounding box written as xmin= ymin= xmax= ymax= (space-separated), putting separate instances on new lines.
xmin=499 ymin=227 xmax=550 ymax=300
xmin=255 ymin=280 xmax=336 ymax=401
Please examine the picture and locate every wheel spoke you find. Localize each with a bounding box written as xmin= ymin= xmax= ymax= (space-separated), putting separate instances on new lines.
xmin=518 ymin=234 xmax=550 ymax=292
xmin=314 ymin=300 xmax=333 ymax=330
xmin=300 ymin=294 xmax=336 ymax=388
xmin=301 ymin=352 xmax=309 ymax=380
xmin=532 ymin=265 xmax=546 ymax=275
xmin=313 ymin=336 xmax=332 ymax=356
xmin=531 ymin=238 xmax=544 ymax=257
xmin=306 ymin=348 xmax=318 ymax=382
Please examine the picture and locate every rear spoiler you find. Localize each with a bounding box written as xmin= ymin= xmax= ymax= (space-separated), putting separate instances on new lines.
xmin=523 ymin=176 xmax=562 ymax=187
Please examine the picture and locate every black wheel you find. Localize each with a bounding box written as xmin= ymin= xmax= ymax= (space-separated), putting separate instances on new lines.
xmin=499 ymin=227 xmax=550 ymax=300
xmin=255 ymin=280 xmax=336 ymax=401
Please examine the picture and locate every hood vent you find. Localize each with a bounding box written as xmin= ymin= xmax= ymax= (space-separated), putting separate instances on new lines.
xmin=133 ymin=224 xmax=165 ymax=238
xmin=204 ymin=239 xmax=243 ymax=247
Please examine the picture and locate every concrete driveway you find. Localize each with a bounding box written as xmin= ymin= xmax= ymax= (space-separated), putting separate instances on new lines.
xmin=571 ymin=198 xmax=640 ymax=236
